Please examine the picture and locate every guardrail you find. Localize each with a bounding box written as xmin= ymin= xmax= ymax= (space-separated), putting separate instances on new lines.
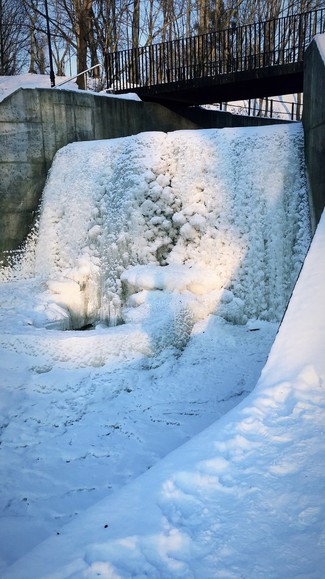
xmin=219 ymin=97 xmax=303 ymax=121
xmin=55 ymin=63 xmax=102 ymax=91
xmin=106 ymin=8 xmax=325 ymax=92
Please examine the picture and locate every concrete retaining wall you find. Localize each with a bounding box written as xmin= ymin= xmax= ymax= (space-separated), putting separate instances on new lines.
xmin=303 ymin=36 xmax=325 ymax=229
xmin=166 ymin=104 xmax=290 ymax=128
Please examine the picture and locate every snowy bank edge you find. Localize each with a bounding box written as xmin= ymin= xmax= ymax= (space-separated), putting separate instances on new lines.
xmin=0 ymin=73 xmax=141 ymax=104
xmin=3 ymin=212 xmax=325 ymax=579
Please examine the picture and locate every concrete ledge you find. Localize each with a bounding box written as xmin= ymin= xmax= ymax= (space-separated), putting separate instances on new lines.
xmin=303 ymin=35 xmax=325 ymax=229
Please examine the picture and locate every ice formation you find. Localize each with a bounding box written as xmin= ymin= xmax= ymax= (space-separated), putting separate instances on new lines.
xmin=4 ymin=125 xmax=310 ymax=332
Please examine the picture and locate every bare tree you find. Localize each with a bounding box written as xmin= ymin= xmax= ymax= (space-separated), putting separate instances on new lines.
xmin=8 ymin=0 xmax=321 ymax=100
xmin=69 ymin=0 xmax=93 ymax=87
xmin=0 ymin=0 xmax=29 ymax=74
xmin=26 ymin=3 xmax=48 ymax=74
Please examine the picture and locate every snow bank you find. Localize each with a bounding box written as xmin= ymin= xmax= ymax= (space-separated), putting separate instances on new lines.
xmin=0 ymin=74 xmax=77 ymax=102
xmin=4 ymin=125 xmax=310 ymax=335
xmin=4 ymin=212 xmax=324 ymax=579
xmin=0 ymin=73 xmax=140 ymax=104
xmin=0 ymin=115 xmax=321 ymax=578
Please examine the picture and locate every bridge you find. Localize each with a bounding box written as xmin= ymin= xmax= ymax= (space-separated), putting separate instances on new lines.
xmin=106 ymin=8 xmax=325 ymax=106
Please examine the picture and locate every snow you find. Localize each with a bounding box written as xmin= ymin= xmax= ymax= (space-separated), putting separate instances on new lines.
xmin=1 ymin=212 xmax=324 ymax=579
xmin=315 ymin=33 xmax=325 ymax=64
xmin=0 ymin=73 xmax=77 ymax=102
xmin=0 ymin=73 xmax=140 ymax=103
xmin=0 ymin=83 xmax=324 ymax=577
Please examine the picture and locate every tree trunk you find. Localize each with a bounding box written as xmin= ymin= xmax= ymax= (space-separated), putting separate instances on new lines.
xmin=131 ymin=0 xmax=140 ymax=84
xmin=132 ymin=0 xmax=140 ymax=49
xmin=198 ymin=0 xmax=208 ymax=34
xmin=73 ymin=0 xmax=94 ymax=89
xmin=28 ymin=13 xmax=37 ymax=74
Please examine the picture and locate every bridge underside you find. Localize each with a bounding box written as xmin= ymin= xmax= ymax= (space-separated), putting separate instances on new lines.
xmin=129 ymin=63 xmax=303 ymax=106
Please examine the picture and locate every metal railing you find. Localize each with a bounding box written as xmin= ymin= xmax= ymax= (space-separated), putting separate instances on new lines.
xmin=55 ymin=63 xmax=102 ymax=91
xmin=219 ymin=97 xmax=303 ymax=121
xmin=106 ymin=8 xmax=325 ymax=92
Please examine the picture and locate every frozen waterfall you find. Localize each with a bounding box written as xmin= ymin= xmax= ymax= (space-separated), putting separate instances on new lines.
xmin=6 ymin=124 xmax=311 ymax=332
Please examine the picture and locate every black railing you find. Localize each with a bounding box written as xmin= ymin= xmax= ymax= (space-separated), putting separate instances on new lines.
xmin=106 ymin=8 xmax=325 ymax=92
xmin=219 ymin=97 xmax=303 ymax=121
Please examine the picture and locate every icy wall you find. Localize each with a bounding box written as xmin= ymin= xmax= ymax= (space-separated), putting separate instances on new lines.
xmin=8 ymin=124 xmax=311 ymax=329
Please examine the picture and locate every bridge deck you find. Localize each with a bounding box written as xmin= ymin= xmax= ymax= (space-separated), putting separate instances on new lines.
xmin=137 ymin=63 xmax=303 ymax=106
xmin=106 ymin=8 xmax=324 ymax=105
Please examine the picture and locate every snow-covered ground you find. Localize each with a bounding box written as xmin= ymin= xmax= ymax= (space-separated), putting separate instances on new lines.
xmin=0 ymin=81 xmax=324 ymax=577
xmin=0 ymin=74 xmax=77 ymax=102
xmin=4 ymin=209 xmax=324 ymax=579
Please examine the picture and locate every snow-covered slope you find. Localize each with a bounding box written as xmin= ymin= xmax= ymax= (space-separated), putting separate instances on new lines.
xmin=3 ymin=210 xmax=324 ymax=578
xmin=1 ymin=121 xmax=321 ymax=577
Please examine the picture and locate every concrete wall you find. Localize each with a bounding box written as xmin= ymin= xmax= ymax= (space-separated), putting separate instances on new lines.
xmin=0 ymin=88 xmax=199 ymax=261
xmin=303 ymin=36 xmax=325 ymax=230
xmin=166 ymin=104 xmax=290 ymax=129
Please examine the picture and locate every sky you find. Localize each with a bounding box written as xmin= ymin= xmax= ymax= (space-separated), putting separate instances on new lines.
xmin=0 ymin=74 xmax=324 ymax=578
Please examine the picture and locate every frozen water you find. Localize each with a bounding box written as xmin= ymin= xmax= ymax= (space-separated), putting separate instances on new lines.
xmin=2 ymin=125 xmax=310 ymax=333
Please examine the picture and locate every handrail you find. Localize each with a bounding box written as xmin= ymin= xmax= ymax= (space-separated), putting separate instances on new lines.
xmin=55 ymin=63 xmax=102 ymax=88
xmin=106 ymin=8 xmax=324 ymax=93
xmin=219 ymin=97 xmax=303 ymax=121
